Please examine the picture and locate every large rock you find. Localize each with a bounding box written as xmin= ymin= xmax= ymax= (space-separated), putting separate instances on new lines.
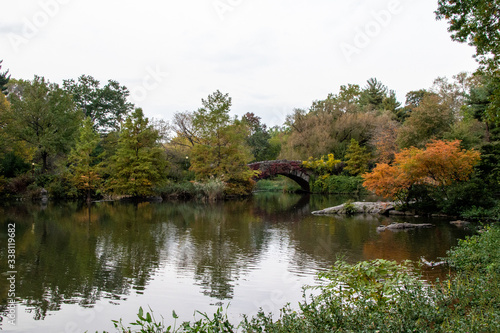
xmin=312 ymin=202 xmax=395 ymax=215
xmin=376 ymin=222 xmax=434 ymax=232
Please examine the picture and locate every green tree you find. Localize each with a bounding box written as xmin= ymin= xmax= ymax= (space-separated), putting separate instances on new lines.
xmin=6 ymin=76 xmax=80 ymax=172
xmin=63 ymin=75 xmax=133 ymax=133
xmin=344 ymin=138 xmax=370 ymax=176
xmin=436 ymin=0 xmax=500 ymax=69
xmin=67 ymin=117 xmax=102 ymax=201
xmin=359 ymin=78 xmax=386 ymax=109
xmin=106 ymin=108 xmax=166 ymax=197
xmin=188 ymin=91 xmax=254 ymax=195
xmin=323 ymin=84 xmax=362 ymax=114
xmin=242 ymin=112 xmax=277 ymax=162
xmin=0 ymin=60 xmax=10 ymax=95
xmin=0 ymin=93 xmax=11 ymax=156
xmin=397 ymin=94 xmax=455 ymax=148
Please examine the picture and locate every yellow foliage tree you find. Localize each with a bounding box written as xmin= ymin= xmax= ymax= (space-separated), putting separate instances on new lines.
xmin=302 ymin=153 xmax=341 ymax=176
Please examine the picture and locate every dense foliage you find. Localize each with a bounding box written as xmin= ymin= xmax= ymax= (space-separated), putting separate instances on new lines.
xmin=0 ymin=1 xmax=499 ymax=207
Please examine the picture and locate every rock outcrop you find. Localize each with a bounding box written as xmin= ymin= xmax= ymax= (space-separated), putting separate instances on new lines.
xmin=312 ymin=202 xmax=395 ymax=215
xmin=376 ymin=223 xmax=434 ymax=232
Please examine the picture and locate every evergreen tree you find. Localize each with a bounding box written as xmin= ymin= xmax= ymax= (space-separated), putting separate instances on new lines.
xmin=344 ymin=139 xmax=370 ymax=176
xmin=359 ymin=78 xmax=401 ymax=113
xmin=106 ymin=108 xmax=166 ymax=197
xmin=188 ymin=91 xmax=254 ymax=195
xmin=0 ymin=60 xmax=10 ymax=95
xmin=359 ymin=78 xmax=387 ymax=109
xmin=67 ymin=117 xmax=102 ymax=201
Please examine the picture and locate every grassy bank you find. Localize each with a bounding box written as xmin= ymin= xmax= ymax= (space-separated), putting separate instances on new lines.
xmin=105 ymin=223 xmax=500 ymax=332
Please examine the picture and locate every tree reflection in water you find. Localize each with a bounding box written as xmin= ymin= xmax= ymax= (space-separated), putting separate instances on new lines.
xmin=0 ymin=194 xmax=471 ymax=324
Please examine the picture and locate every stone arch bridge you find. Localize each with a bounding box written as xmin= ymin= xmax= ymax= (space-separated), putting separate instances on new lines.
xmin=248 ymin=160 xmax=310 ymax=192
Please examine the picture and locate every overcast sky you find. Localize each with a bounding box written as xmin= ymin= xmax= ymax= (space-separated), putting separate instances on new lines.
xmin=1 ymin=0 xmax=478 ymax=127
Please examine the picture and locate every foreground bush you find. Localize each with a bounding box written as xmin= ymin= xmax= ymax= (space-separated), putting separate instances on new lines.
xmin=107 ymin=225 xmax=500 ymax=332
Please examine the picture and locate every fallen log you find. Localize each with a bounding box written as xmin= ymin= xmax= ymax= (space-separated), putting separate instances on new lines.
xmin=421 ymin=257 xmax=447 ymax=267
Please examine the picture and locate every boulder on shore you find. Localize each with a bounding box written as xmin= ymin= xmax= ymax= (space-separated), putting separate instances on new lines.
xmin=312 ymin=202 xmax=395 ymax=215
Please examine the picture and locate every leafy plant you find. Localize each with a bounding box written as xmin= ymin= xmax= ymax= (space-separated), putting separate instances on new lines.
xmin=302 ymin=153 xmax=341 ymax=176
xmin=343 ymin=200 xmax=356 ymax=215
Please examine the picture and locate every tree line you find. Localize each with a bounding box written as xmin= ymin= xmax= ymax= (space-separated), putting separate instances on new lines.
xmin=0 ymin=0 xmax=499 ymax=216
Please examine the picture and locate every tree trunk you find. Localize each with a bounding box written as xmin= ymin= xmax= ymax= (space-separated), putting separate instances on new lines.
xmin=41 ymin=151 xmax=48 ymax=173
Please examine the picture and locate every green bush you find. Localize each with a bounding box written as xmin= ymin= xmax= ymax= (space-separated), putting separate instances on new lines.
xmin=343 ymin=199 xmax=356 ymax=215
xmin=157 ymin=181 xmax=197 ymax=199
xmin=311 ymin=175 xmax=365 ymax=194
xmin=461 ymin=204 xmax=500 ymax=221
xmin=0 ymin=152 xmax=30 ymax=178
xmin=436 ymin=177 xmax=496 ymax=216
xmin=447 ymin=224 xmax=500 ymax=274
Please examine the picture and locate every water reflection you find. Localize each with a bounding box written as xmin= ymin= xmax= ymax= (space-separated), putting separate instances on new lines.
xmin=0 ymin=193 xmax=471 ymax=331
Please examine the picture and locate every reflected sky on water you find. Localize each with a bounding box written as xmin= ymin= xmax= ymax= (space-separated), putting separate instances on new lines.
xmin=0 ymin=193 xmax=472 ymax=332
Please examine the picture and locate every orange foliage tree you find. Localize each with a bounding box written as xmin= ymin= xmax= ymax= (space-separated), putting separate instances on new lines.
xmin=362 ymin=140 xmax=480 ymax=204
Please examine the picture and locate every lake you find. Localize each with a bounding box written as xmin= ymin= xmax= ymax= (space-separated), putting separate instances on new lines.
xmin=0 ymin=193 xmax=471 ymax=332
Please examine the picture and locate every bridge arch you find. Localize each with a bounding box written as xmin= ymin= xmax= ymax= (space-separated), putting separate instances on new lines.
xmin=248 ymin=160 xmax=310 ymax=192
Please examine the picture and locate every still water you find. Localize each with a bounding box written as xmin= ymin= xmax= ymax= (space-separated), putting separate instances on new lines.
xmin=0 ymin=193 xmax=471 ymax=332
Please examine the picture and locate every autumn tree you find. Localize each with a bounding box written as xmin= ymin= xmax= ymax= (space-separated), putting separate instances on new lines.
xmin=363 ymin=140 xmax=480 ymax=207
xmin=6 ymin=76 xmax=80 ymax=172
xmin=67 ymin=117 xmax=102 ymax=201
xmin=63 ymin=75 xmax=133 ymax=133
xmin=106 ymin=108 xmax=166 ymax=197
xmin=280 ymin=105 xmax=380 ymax=160
xmin=369 ymin=113 xmax=400 ymax=164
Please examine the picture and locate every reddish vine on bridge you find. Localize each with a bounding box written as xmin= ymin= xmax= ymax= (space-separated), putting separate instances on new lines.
xmin=248 ymin=160 xmax=308 ymax=179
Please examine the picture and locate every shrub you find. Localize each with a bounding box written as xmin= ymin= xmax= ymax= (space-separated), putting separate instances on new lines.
xmin=157 ymin=181 xmax=197 ymax=199
xmin=343 ymin=199 xmax=356 ymax=215
xmin=194 ymin=177 xmax=225 ymax=201
xmin=311 ymin=175 xmax=365 ymax=194
xmin=461 ymin=204 xmax=500 ymax=221
xmin=446 ymin=224 xmax=500 ymax=274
